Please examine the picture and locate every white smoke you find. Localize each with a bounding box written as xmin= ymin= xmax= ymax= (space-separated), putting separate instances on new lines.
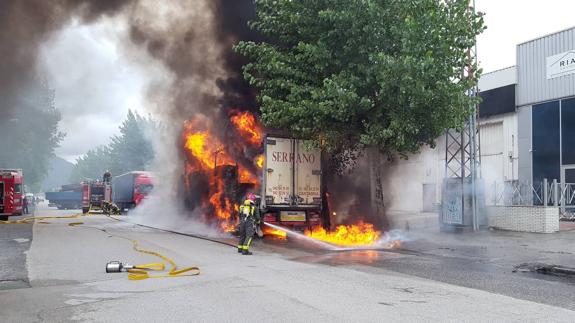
xmin=119 ymin=0 xmax=233 ymax=237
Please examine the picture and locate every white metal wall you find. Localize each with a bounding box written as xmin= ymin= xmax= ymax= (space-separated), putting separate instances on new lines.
xmin=478 ymin=112 xmax=518 ymax=188
xmin=381 ymin=112 xmax=518 ymax=213
xmin=517 ymin=27 xmax=575 ymax=107
xmin=381 ymin=143 xmax=443 ymax=213
xmin=480 ymin=122 xmax=504 ymax=185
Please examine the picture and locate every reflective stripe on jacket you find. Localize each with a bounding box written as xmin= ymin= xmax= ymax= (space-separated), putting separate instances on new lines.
xmin=239 ymin=204 xmax=255 ymax=219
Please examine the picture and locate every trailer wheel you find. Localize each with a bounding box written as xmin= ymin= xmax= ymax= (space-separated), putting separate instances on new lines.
xmin=82 ymin=207 xmax=89 ymax=214
xmin=0 ymin=215 xmax=8 ymax=221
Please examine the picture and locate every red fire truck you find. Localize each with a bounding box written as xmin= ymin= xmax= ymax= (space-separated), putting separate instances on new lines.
xmin=0 ymin=169 xmax=24 ymax=220
xmin=81 ymin=180 xmax=112 ymax=214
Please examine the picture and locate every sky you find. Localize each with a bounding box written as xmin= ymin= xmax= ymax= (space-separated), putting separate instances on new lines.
xmin=40 ymin=1 xmax=575 ymax=163
xmin=38 ymin=18 xmax=165 ymax=162
xmin=476 ymin=0 xmax=575 ymax=73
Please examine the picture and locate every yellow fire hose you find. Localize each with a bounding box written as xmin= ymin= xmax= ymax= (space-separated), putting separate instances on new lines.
xmin=0 ymin=213 xmax=85 ymax=224
xmin=111 ymin=234 xmax=200 ymax=280
xmin=0 ymin=214 xmax=200 ymax=280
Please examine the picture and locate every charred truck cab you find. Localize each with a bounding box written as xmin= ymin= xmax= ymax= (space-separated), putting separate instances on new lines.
xmin=260 ymin=136 xmax=325 ymax=231
xmin=0 ymin=169 xmax=24 ymax=220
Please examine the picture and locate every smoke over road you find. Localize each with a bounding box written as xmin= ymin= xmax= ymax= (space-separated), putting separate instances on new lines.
xmin=1 ymin=1 xmax=390 ymax=237
xmin=1 ymin=0 xmax=257 ymax=125
xmin=0 ymin=0 xmax=259 ymax=210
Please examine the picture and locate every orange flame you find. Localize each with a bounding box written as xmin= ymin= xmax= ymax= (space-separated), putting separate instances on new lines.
xmin=239 ymin=168 xmax=258 ymax=185
xmin=304 ymin=221 xmax=381 ymax=246
xmin=230 ymin=111 xmax=262 ymax=146
xmin=182 ymin=112 xmax=263 ymax=232
xmin=256 ymin=155 xmax=264 ymax=168
xmin=184 ymin=131 xmax=235 ymax=170
xmin=262 ymin=226 xmax=287 ymax=240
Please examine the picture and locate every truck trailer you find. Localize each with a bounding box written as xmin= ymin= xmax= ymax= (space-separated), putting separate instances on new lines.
xmin=0 ymin=169 xmax=24 ymax=220
xmin=260 ymin=136 xmax=326 ymax=231
xmin=45 ymin=184 xmax=83 ymax=210
xmin=112 ymin=171 xmax=154 ymax=211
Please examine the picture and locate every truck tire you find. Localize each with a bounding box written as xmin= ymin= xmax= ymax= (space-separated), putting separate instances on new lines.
xmin=0 ymin=215 xmax=8 ymax=221
xmin=82 ymin=207 xmax=89 ymax=214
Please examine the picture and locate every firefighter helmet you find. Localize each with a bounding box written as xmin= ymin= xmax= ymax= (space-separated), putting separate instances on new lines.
xmin=246 ymin=193 xmax=256 ymax=202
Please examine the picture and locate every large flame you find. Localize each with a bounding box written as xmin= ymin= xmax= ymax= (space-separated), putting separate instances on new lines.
xmin=230 ymin=111 xmax=262 ymax=146
xmin=304 ymin=221 xmax=381 ymax=247
xmin=182 ymin=112 xmax=263 ymax=232
xmin=184 ymin=131 xmax=235 ymax=170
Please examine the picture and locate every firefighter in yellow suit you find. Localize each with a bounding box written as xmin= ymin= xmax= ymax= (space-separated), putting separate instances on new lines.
xmin=237 ymin=193 xmax=259 ymax=255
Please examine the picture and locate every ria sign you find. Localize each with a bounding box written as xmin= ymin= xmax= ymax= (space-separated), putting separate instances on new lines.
xmin=547 ymin=50 xmax=575 ymax=80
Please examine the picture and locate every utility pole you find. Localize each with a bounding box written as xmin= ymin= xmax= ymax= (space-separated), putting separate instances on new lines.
xmin=442 ymin=0 xmax=481 ymax=231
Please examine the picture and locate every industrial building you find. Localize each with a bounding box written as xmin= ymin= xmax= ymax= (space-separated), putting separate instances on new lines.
xmin=383 ymin=26 xmax=575 ymax=217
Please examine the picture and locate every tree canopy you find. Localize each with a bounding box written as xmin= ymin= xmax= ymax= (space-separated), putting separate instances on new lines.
xmin=235 ymin=0 xmax=485 ymax=170
xmin=69 ymin=111 xmax=157 ymax=182
xmin=0 ymin=80 xmax=65 ymax=192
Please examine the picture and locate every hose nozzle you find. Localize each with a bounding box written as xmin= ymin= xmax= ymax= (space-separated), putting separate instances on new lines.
xmin=105 ymin=261 xmax=134 ymax=273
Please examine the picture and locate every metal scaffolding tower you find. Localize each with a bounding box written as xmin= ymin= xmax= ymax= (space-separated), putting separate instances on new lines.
xmin=442 ymin=0 xmax=481 ymax=231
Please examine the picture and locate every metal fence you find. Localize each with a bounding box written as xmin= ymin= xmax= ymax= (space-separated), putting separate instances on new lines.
xmin=487 ymin=179 xmax=575 ymax=214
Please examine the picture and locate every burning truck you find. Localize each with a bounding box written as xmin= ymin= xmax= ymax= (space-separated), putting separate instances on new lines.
xmin=182 ymin=110 xmax=329 ymax=233
xmin=260 ymin=135 xmax=326 ymax=231
xmin=181 ymin=111 xmax=384 ymax=247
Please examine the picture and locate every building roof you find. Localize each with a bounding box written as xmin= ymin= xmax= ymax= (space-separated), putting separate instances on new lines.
xmin=479 ymin=66 xmax=516 ymax=92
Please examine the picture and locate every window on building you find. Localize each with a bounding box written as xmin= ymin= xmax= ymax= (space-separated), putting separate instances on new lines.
xmin=562 ymin=98 xmax=575 ymax=165
xmin=532 ymin=101 xmax=560 ymax=184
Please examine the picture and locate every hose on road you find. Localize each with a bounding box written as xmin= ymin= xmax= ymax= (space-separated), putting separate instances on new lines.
xmin=0 ymin=213 xmax=200 ymax=280
xmin=107 ymin=215 xmax=237 ymax=248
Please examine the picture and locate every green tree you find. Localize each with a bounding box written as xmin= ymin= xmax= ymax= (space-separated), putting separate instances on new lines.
xmin=69 ymin=146 xmax=112 ymax=183
xmin=235 ymin=0 xmax=485 ymax=171
xmin=69 ymin=110 xmax=157 ymax=182
xmin=108 ymin=110 xmax=156 ymax=175
xmin=0 ymin=80 xmax=65 ymax=191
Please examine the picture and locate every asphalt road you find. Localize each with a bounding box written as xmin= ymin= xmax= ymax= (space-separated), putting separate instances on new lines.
xmin=264 ymin=238 xmax=575 ymax=311
xmin=1 ymin=205 xmax=574 ymax=322
xmin=0 ymin=217 xmax=32 ymax=290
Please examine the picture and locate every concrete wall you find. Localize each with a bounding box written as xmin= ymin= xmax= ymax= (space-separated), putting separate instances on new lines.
xmin=487 ymin=206 xmax=559 ymax=233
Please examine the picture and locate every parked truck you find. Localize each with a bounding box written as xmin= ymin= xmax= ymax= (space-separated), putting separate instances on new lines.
xmin=45 ymin=184 xmax=83 ymax=210
xmin=0 ymin=169 xmax=24 ymax=220
xmin=112 ymin=171 xmax=154 ymax=211
xmin=260 ymin=136 xmax=326 ymax=231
